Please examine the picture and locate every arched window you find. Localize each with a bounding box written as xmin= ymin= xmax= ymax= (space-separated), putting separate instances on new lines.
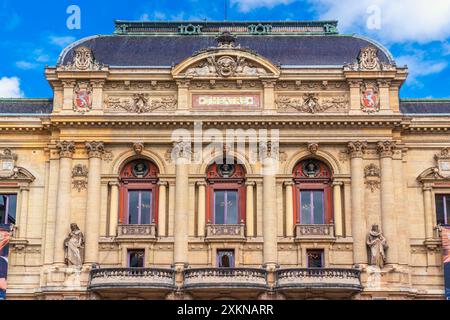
xmin=206 ymin=162 xmax=246 ymax=225
xmin=119 ymin=159 xmax=159 ymax=225
xmin=293 ymin=159 xmax=333 ymax=225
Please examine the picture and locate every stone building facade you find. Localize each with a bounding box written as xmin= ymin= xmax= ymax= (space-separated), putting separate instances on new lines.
xmin=0 ymin=21 xmax=449 ymax=300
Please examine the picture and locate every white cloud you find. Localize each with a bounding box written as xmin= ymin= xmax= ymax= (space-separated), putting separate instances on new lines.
xmin=231 ymin=0 xmax=295 ymax=12
xmin=16 ymin=61 xmax=39 ymax=70
xmin=49 ymin=35 xmax=76 ymax=48
xmin=396 ymin=54 xmax=447 ymax=86
xmin=309 ymin=0 xmax=450 ymax=43
xmin=0 ymin=77 xmax=24 ymax=98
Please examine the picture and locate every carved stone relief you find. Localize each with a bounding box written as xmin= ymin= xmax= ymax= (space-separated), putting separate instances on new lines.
xmin=276 ymin=93 xmax=348 ymax=113
xmin=344 ymin=46 xmax=396 ymax=71
xmin=104 ymin=94 xmax=177 ymax=113
xmin=275 ymin=81 xmax=348 ymax=91
xmin=104 ymin=81 xmax=176 ymax=91
xmin=0 ymin=148 xmax=18 ymax=179
xmin=73 ymin=82 xmax=93 ymax=114
xmin=72 ymin=164 xmax=88 ymax=192
xmin=364 ymin=164 xmax=381 ymax=192
xmin=61 ymin=46 xmax=104 ymax=71
xmin=360 ymin=81 xmax=380 ymax=114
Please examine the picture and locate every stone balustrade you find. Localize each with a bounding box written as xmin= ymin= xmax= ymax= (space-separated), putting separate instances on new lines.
xmin=205 ymin=224 xmax=246 ymax=240
xmin=295 ymin=224 xmax=335 ymax=239
xmin=117 ymin=224 xmax=157 ymax=240
xmin=184 ymin=268 xmax=268 ymax=289
xmin=89 ymin=268 xmax=175 ymax=290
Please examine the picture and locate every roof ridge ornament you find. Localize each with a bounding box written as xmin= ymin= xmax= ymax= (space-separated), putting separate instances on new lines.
xmin=60 ymin=46 xmax=105 ymax=71
xmin=216 ymin=31 xmax=238 ymax=48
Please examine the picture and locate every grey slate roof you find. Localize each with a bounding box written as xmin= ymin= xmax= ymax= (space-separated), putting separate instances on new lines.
xmin=59 ymin=35 xmax=393 ymax=68
xmin=0 ymin=99 xmax=53 ymax=114
xmin=400 ymin=100 xmax=450 ymax=115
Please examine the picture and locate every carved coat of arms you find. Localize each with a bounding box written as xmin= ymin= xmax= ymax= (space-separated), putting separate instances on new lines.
xmin=361 ymin=82 xmax=380 ymax=113
xmin=73 ymin=83 xmax=93 ymax=113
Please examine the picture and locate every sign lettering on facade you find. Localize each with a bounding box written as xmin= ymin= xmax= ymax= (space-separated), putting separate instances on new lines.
xmin=192 ymin=94 xmax=261 ymax=110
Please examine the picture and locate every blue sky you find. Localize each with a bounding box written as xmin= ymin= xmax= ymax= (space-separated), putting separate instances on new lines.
xmin=0 ymin=0 xmax=449 ymax=99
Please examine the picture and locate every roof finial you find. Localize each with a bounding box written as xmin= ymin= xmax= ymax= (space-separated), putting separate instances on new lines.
xmin=216 ymin=31 xmax=237 ymax=48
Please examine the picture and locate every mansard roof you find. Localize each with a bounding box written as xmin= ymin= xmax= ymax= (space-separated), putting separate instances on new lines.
xmin=57 ymin=21 xmax=394 ymax=68
xmin=400 ymin=99 xmax=450 ymax=115
xmin=0 ymin=99 xmax=53 ymax=115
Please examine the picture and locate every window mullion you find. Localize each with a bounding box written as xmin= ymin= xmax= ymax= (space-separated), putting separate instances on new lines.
xmin=444 ymin=195 xmax=448 ymax=225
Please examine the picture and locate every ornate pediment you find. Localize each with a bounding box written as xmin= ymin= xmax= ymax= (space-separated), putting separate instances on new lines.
xmin=172 ymin=32 xmax=280 ymax=79
xmin=418 ymin=148 xmax=450 ymax=182
xmin=0 ymin=149 xmax=35 ymax=182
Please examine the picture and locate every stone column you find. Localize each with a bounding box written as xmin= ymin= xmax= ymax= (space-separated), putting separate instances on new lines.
xmin=262 ymin=142 xmax=278 ymax=269
xmin=347 ymin=141 xmax=367 ymax=266
xmin=423 ymin=185 xmax=434 ymax=240
xmin=377 ymin=141 xmax=398 ymax=265
xmin=197 ymin=181 xmax=207 ymax=238
xmin=53 ymin=141 xmax=75 ymax=265
xmin=284 ymin=181 xmax=294 ymax=238
xmin=109 ymin=181 xmax=120 ymax=237
xmin=173 ymin=141 xmax=191 ymax=270
xmin=333 ymin=181 xmax=344 ymax=237
xmin=18 ymin=187 xmax=30 ymax=238
xmin=246 ymin=181 xmax=256 ymax=238
xmin=84 ymin=141 xmax=104 ymax=265
xmin=158 ymin=181 xmax=168 ymax=237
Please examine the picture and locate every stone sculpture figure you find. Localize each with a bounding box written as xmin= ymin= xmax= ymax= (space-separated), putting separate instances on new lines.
xmin=366 ymin=224 xmax=388 ymax=268
xmin=64 ymin=223 xmax=85 ymax=267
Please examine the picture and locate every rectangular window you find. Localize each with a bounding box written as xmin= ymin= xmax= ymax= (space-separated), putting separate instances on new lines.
xmin=299 ymin=190 xmax=325 ymax=224
xmin=128 ymin=250 xmax=145 ymax=268
xmin=214 ymin=190 xmax=239 ymax=225
xmin=436 ymin=194 xmax=450 ymax=225
xmin=307 ymin=249 xmax=324 ymax=268
xmin=127 ymin=190 xmax=152 ymax=225
xmin=217 ymin=250 xmax=235 ymax=268
xmin=0 ymin=194 xmax=17 ymax=225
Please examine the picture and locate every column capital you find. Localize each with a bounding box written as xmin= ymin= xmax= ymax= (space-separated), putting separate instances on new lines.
xmin=196 ymin=180 xmax=207 ymax=187
xmin=61 ymin=80 xmax=77 ymax=88
xmin=259 ymin=141 xmax=279 ymax=160
xmin=347 ymin=79 xmax=362 ymax=88
xmin=86 ymin=141 xmax=105 ymax=159
xmin=377 ymin=79 xmax=391 ymax=88
xmin=332 ymin=180 xmax=344 ymax=187
xmin=90 ymin=80 xmax=105 ymax=88
xmin=346 ymin=141 xmax=367 ymax=158
xmin=158 ymin=181 xmax=169 ymax=187
xmin=176 ymin=80 xmax=190 ymax=88
xmin=377 ymin=141 xmax=396 ymax=158
xmin=422 ymin=184 xmax=433 ymax=191
xmin=262 ymin=79 xmax=277 ymax=88
xmin=56 ymin=141 xmax=75 ymax=158
xmin=283 ymin=181 xmax=295 ymax=187
xmin=108 ymin=181 xmax=120 ymax=187
xmin=172 ymin=141 xmax=192 ymax=162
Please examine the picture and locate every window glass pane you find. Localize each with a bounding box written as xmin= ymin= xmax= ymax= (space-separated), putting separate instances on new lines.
xmin=7 ymin=195 xmax=16 ymax=225
xmin=217 ymin=250 xmax=235 ymax=268
xmin=140 ymin=191 xmax=152 ymax=225
xmin=214 ymin=191 xmax=226 ymax=224
xmin=307 ymin=250 xmax=324 ymax=268
xmin=436 ymin=195 xmax=446 ymax=225
xmin=300 ymin=191 xmax=312 ymax=224
xmin=313 ymin=191 xmax=324 ymax=224
xmin=128 ymin=191 xmax=140 ymax=224
xmin=226 ymin=191 xmax=239 ymax=224
xmin=128 ymin=250 xmax=145 ymax=268
xmin=0 ymin=195 xmax=6 ymax=224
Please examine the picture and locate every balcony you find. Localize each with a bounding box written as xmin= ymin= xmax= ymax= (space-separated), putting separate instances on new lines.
xmin=88 ymin=268 xmax=175 ymax=299
xmin=295 ymin=224 xmax=335 ymax=240
xmin=184 ymin=268 xmax=267 ymax=299
xmin=276 ymin=268 xmax=362 ymax=299
xmin=205 ymin=224 xmax=246 ymax=241
xmin=116 ymin=224 xmax=157 ymax=241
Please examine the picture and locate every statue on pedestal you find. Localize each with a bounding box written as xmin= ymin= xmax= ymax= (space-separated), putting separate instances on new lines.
xmin=64 ymin=223 xmax=85 ymax=267
xmin=367 ymin=224 xmax=388 ymax=269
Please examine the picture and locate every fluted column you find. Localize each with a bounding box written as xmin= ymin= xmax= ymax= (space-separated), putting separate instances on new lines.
xmin=84 ymin=141 xmax=104 ymax=265
xmin=197 ymin=181 xmax=207 ymax=238
xmin=284 ymin=181 xmax=294 ymax=238
xmin=423 ymin=184 xmax=434 ymax=240
xmin=158 ymin=181 xmax=168 ymax=237
xmin=17 ymin=187 xmax=30 ymax=238
xmin=109 ymin=181 xmax=120 ymax=236
xmin=347 ymin=141 xmax=367 ymax=266
xmin=377 ymin=141 xmax=398 ymax=265
xmin=246 ymin=181 xmax=255 ymax=237
xmin=333 ymin=181 xmax=343 ymax=237
xmin=261 ymin=142 xmax=278 ymax=269
xmin=53 ymin=141 xmax=75 ymax=265
xmin=173 ymin=141 xmax=191 ymax=270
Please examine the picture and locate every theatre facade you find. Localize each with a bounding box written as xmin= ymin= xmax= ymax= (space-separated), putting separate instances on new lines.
xmin=1 ymin=20 xmax=450 ymax=300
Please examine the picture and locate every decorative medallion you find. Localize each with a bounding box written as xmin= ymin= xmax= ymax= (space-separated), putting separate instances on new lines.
xmin=217 ymin=163 xmax=236 ymax=178
xmin=308 ymin=143 xmax=319 ymax=155
xmin=73 ymin=82 xmax=93 ymax=113
xmin=360 ymin=82 xmax=380 ymax=113
xmin=302 ymin=160 xmax=320 ymax=178
xmin=0 ymin=148 xmax=18 ymax=179
xmin=132 ymin=161 xmax=149 ymax=178
xmin=72 ymin=164 xmax=88 ymax=192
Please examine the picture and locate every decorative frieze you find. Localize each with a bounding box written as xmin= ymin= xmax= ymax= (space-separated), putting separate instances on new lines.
xmin=104 ymin=81 xmax=176 ymax=91
xmin=276 ymin=93 xmax=348 ymax=113
xmin=72 ymin=164 xmax=88 ymax=192
xmin=364 ymin=164 xmax=381 ymax=192
xmin=56 ymin=141 xmax=75 ymax=158
xmin=275 ymin=81 xmax=348 ymax=91
xmin=104 ymin=94 xmax=177 ymax=113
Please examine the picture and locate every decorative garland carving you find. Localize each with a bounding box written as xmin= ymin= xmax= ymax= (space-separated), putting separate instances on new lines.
xmin=105 ymin=94 xmax=177 ymax=113
xmin=364 ymin=164 xmax=381 ymax=192
xmin=72 ymin=164 xmax=88 ymax=192
xmin=276 ymin=93 xmax=348 ymax=113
